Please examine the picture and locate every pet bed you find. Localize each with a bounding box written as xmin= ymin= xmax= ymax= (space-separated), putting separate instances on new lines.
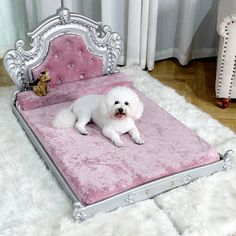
xmin=4 ymin=7 xmax=232 ymax=222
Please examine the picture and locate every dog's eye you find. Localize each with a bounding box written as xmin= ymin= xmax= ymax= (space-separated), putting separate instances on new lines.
xmin=114 ymin=101 xmax=119 ymax=105
xmin=125 ymin=101 xmax=129 ymax=105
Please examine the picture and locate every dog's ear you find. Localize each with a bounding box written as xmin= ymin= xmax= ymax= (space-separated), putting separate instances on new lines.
xmin=133 ymin=101 xmax=144 ymax=120
xmin=45 ymin=70 xmax=49 ymax=76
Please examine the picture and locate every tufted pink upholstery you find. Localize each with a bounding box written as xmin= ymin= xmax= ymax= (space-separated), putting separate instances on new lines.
xmin=32 ymin=34 xmax=104 ymax=87
xmin=19 ymin=76 xmax=219 ymax=205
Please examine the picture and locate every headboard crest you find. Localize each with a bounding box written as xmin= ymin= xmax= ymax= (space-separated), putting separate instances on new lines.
xmin=4 ymin=7 xmax=122 ymax=89
xmin=57 ymin=7 xmax=71 ymax=24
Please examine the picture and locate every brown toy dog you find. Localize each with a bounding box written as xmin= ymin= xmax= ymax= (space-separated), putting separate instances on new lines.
xmin=29 ymin=70 xmax=51 ymax=96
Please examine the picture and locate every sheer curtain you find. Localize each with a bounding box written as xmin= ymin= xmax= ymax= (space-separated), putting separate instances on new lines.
xmin=155 ymin=0 xmax=219 ymax=65
xmin=0 ymin=0 xmax=28 ymax=57
xmin=101 ymin=0 xmax=219 ymax=68
xmin=1 ymin=0 xmax=219 ymax=70
xmin=24 ymin=0 xmax=101 ymax=30
xmin=101 ymin=0 xmax=158 ymax=69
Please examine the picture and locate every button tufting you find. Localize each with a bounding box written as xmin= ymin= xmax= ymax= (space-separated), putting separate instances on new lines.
xmin=80 ymin=73 xmax=86 ymax=79
xmin=78 ymin=48 xmax=83 ymax=54
xmin=57 ymin=78 xmax=62 ymax=84
xmin=90 ymin=58 xmax=94 ymax=63
xmin=67 ymin=63 xmax=75 ymax=69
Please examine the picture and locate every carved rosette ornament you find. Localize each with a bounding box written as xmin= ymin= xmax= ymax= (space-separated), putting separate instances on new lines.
xmin=180 ymin=174 xmax=192 ymax=184
xmin=4 ymin=7 xmax=122 ymax=90
xmin=126 ymin=192 xmax=136 ymax=204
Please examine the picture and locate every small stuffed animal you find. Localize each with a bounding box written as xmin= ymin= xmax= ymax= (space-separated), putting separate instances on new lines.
xmin=29 ymin=70 xmax=51 ymax=96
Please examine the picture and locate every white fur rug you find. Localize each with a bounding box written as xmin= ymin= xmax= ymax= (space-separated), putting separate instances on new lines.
xmin=1 ymin=66 xmax=236 ymax=236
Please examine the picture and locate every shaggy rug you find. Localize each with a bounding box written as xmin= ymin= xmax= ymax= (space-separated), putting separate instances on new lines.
xmin=0 ymin=66 xmax=236 ymax=236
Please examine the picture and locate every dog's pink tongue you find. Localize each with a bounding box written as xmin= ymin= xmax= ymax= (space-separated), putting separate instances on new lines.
xmin=115 ymin=113 xmax=125 ymax=119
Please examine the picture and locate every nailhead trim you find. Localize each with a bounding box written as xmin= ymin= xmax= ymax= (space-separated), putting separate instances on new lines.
xmin=228 ymin=57 xmax=236 ymax=97
xmin=216 ymin=33 xmax=228 ymax=97
xmin=216 ymin=21 xmax=236 ymax=98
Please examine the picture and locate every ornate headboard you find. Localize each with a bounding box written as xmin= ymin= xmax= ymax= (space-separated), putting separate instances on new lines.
xmin=4 ymin=7 xmax=122 ymax=90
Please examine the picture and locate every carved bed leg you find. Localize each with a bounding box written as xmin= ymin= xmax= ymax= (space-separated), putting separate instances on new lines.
xmin=221 ymin=98 xmax=231 ymax=109
xmin=222 ymin=150 xmax=233 ymax=170
xmin=73 ymin=202 xmax=87 ymax=223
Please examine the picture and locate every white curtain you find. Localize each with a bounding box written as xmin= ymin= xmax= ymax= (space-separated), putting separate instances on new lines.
xmin=101 ymin=0 xmax=219 ymax=68
xmin=24 ymin=0 xmax=101 ymax=30
xmin=1 ymin=0 xmax=219 ymax=70
xmin=155 ymin=0 xmax=219 ymax=65
xmin=101 ymin=0 xmax=158 ymax=70
xmin=0 ymin=0 xmax=28 ymax=57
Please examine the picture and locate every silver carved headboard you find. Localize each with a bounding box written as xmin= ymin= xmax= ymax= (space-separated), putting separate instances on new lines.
xmin=4 ymin=7 xmax=122 ymax=90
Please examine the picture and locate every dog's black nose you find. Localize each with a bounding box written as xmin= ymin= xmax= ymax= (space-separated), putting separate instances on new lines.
xmin=118 ymin=108 xmax=123 ymax=113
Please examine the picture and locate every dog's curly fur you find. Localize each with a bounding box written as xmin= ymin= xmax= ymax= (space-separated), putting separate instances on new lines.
xmin=52 ymin=86 xmax=144 ymax=147
xmin=29 ymin=71 xmax=51 ymax=96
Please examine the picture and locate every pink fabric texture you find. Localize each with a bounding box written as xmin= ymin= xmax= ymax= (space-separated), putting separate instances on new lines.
xmin=18 ymin=76 xmax=219 ymax=205
xmin=32 ymin=34 xmax=103 ymax=87
xmin=17 ymin=73 xmax=132 ymax=110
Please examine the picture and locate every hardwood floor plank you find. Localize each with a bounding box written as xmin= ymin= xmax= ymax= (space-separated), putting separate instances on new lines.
xmin=149 ymin=58 xmax=236 ymax=133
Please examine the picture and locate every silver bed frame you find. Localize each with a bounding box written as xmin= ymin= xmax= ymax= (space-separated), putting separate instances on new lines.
xmin=4 ymin=7 xmax=232 ymax=222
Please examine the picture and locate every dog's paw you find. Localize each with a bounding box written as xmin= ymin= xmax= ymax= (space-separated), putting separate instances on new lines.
xmin=134 ymin=138 xmax=144 ymax=145
xmin=113 ymin=140 xmax=124 ymax=147
xmin=75 ymin=123 xmax=88 ymax=135
xmin=79 ymin=129 xmax=88 ymax=135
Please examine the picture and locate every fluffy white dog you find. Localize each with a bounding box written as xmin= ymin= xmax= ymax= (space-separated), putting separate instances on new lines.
xmin=52 ymin=86 xmax=144 ymax=147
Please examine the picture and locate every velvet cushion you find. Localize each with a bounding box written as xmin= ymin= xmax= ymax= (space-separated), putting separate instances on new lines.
xmin=17 ymin=73 xmax=132 ymax=111
xmin=32 ymin=34 xmax=104 ymax=87
xmin=18 ymin=76 xmax=220 ymax=205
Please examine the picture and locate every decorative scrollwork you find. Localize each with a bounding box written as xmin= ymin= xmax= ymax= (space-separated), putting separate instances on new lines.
xmin=4 ymin=49 xmax=26 ymax=88
xmin=4 ymin=36 xmax=45 ymax=89
xmin=4 ymin=7 xmax=122 ymax=89
xmin=16 ymin=38 xmax=43 ymax=62
xmin=107 ymin=32 xmax=122 ymax=73
xmin=88 ymin=25 xmax=122 ymax=74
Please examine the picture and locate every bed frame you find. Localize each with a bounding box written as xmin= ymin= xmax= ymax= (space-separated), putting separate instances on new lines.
xmin=4 ymin=7 xmax=232 ymax=222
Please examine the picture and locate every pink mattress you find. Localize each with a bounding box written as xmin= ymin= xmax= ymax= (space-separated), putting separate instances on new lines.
xmin=18 ymin=74 xmax=219 ymax=205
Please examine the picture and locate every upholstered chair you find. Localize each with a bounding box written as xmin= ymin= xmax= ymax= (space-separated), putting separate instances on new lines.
xmin=215 ymin=0 xmax=236 ymax=108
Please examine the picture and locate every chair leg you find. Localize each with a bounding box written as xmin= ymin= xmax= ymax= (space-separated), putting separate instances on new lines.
xmin=221 ymin=98 xmax=231 ymax=109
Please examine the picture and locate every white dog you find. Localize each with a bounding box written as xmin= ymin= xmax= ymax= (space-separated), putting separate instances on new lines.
xmin=52 ymin=86 xmax=144 ymax=147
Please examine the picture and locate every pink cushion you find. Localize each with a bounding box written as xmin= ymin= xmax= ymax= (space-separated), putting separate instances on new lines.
xmin=18 ymin=75 xmax=220 ymax=205
xmin=17 ymin=73 xmax=132 ymax=111
xmin=32 ymin=34 xmax=103 ymax=87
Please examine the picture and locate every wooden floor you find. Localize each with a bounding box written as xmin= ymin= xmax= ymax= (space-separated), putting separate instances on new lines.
xmin=0 ymin=57 xmax=236 ymax=133
xmin=149 ymin=58 xmax=236 ymax=133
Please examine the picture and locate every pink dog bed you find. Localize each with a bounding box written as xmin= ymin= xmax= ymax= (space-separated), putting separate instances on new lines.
xmin=5 ymin=8 xmax=229 ymax=221
xmin=18 ymin=74 xmax=219 ymax=205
